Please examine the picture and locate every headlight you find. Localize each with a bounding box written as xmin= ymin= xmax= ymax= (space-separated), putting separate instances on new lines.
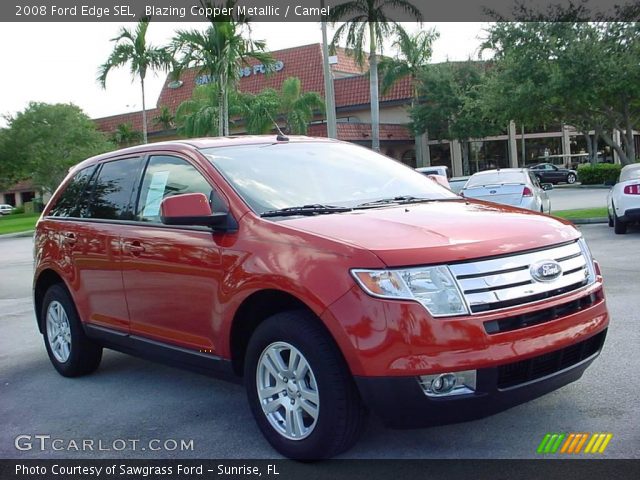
xmin=351 ymin=266 xmax=469 ymax=317
xmin=577 ymin=237 xmax=596 ymax=284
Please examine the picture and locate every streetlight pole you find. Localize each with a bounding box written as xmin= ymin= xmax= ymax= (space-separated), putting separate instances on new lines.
xmin=321 ymin=0 xmax=337 ymax=138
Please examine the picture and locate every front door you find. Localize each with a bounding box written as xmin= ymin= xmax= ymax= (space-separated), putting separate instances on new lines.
xmin=120 ymin=154 xmax=230 ymax=353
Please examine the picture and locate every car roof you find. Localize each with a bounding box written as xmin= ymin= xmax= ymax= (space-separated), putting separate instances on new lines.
xmin=470 ymin=168 xmax=528 ymax=176
xmin=620 ymin=163 xmax=640 ymax=182
xmin=72 ymin=135 xmax=340 ymax=172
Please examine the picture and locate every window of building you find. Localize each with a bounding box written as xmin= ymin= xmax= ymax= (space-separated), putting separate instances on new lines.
xmin=135 ymin=155 xmax=222 ymax=223
xmin=49 ymin=166 xmax=97 ymax=217
xmin=400 ymin=149 xmax=416 ymax=168
xmin=86 ymin=158 xmax=143 ymax=221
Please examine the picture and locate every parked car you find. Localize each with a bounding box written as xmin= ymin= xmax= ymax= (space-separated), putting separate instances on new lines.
xmin=529 ymin=163 xmax=578 ymax=184
xmin=448 ymin=176 xmax=471 ymax=194
xmin=425 ymin=174 xmax=450 ymax=189
xmin=461 ymin=168 xmax=552 ymax=213
xmin=607 ymin=163 xmax=640 ymax=234
xmin=416 ymin=165 xmax=449 ymax=178
xmin=34 ymin=137 xmax=608 ymax=459
xmin=0 ymin=204 xmax=15 ymax=216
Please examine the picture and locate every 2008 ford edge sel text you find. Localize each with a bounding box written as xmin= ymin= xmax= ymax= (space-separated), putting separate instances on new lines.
xmin=33 ymin=136 xmax=609 ymax=459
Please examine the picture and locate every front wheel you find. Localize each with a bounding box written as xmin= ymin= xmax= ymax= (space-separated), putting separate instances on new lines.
xmin=244 ymin=311 xmax=366 ymax=459
xmin=42 ymin=284 xmax=102 ymax=377
xmin=567 ymin=173 xmax=577 ymax=184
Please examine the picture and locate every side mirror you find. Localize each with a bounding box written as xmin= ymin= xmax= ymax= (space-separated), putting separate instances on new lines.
xmin=541 ymin=183 xmax=553 ymax=191
xmin=160 ymin=193 xmax=229 ymax=229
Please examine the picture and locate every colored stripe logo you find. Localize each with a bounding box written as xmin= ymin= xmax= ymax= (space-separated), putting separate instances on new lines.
xmin=537 ymin=433 xmax=613 ymax=454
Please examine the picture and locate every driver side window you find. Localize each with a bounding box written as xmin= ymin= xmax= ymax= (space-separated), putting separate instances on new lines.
xmin=136 ymin=155 xmax=226 ymax=223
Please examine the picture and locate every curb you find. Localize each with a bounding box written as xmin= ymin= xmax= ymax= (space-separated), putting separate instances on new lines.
xmin=566 ymin=218 xmax=608 ymax=225
xmin=0 ymin=230 xmax=34 ymax=239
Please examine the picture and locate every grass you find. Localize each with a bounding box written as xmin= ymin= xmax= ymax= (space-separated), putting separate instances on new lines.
xmin=553 ymin=207 xmax=608 ymax=219
xmin=0 ymin=212 xmax=39 ymax=235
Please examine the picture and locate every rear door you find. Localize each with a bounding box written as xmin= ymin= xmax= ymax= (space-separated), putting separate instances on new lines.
xmin=51 ymin=157 xmax=144 ymax=332
xmin=119 ymin=154 xmax=230 ymax=353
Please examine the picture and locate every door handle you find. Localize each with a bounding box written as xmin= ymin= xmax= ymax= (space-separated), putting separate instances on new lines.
xmin=122 ymin=240 xmax=145 ymax=254
xmin=62 ymin=232 xmax=77 ymax=245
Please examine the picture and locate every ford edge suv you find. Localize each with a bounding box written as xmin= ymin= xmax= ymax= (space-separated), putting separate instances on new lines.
xmin=33 ymin=136 xmax=609 ymax=459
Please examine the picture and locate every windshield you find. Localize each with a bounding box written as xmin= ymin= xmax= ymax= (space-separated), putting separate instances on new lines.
xmin=200 ymin=142 xmax=457 ymax=214
xmin=465 ymin=171 xmax=526 ymax=188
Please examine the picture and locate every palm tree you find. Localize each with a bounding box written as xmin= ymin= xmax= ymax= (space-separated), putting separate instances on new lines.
xmin=98 ymin=17 xmax=172 ymax=144
xmin=329 ymin=0 xmax=423 ymax=151
xmin=378 ymin=26 xmax=439 ymax=163
xmin=174 ymin=84 xmax=222 ymax=138
xmin=153 ymin=106 xmax=175 ymax=130
xmin=172 ymin=21 xmax=272 ymax=137
xmin=239 ymin=77 xmax=325 ymax=134
xmin=112 ymin=123 xmax=142 ymax=147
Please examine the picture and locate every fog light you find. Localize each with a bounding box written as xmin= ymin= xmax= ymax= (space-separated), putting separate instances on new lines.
xmin=418 ymin=370 xmax=476 ymax=397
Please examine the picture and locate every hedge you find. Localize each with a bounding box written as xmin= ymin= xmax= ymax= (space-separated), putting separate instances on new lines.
xmin=577 ymin=163 xmax=622 ymax=185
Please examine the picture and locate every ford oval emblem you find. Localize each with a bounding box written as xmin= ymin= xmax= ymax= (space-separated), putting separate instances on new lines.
xmin=530 ymin=260 xmax=563 ymax=283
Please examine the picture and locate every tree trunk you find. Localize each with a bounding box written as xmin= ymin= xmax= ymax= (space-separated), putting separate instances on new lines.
xmin=582 ymin=132 xmax=594 ymax=165
xmin=600 ymin=130 xmax=630 ymax=165
xmin=141 ymin=77 xmax=148 ymax=144
xmin=218 ymin=85 xmax=224 ymax=137
xmin=623 ymin=101 xmax=636 ymax=163
xmin=368 ymin=23 xmax=380 ymax=152
xmin=462 ymin=141 xmax=470 ymax=175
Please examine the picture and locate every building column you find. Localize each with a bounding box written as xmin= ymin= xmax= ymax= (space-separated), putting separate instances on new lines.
xmin=507 ymin=120 xmax=518 ymax=168
xmin=451 ymin=140 xmax=463 ymax=177
xmin=561 ymin=124 xmax=571 ymax=167
xmin=416 ymin=132 xmax=430 ymax=167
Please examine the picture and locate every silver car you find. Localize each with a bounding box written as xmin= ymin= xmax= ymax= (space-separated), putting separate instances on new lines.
xmin=461 ymin=168 xmax=552 ymax=213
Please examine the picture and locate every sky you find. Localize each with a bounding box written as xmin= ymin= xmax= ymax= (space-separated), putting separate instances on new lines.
xmin=0 ymin=22 xmax=488 ymax=126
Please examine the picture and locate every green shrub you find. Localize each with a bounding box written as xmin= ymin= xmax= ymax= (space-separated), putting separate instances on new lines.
xmin=11 ymin=205 xmax=25 ymax=214
xmin=577 ymin=163 xmax=622 ymax=185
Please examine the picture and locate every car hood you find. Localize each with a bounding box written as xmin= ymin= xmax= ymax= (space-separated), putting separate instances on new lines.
xmin=279 ymin=200 xmax=579 ymax=267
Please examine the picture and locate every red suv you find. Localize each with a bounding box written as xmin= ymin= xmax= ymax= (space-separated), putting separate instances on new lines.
xmin=33 ymin=136 xmax=608 ymax=459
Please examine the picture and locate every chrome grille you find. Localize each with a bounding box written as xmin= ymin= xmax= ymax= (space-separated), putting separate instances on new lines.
xmin=449 ymin=241 xmax=589 ymax=314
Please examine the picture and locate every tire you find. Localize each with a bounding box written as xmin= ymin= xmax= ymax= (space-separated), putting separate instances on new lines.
xmin=567 ymin=173 xmax=577 ymax=184
xmin=41 ymin=284 xmax=102 ymax=377
xmin=612 ymin=205 xmax=627 ymax=234
xmin=244 ymin=311 xmax=366 ymax=459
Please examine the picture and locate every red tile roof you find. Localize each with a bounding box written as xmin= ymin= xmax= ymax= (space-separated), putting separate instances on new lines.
xmin=334 ymin=74 xmax=413 ymax=108
xmin=94 ymin=44 xmax=413 ymax=135
xmin=308 ymin=123 xmax=412 ymax=142
xmin=94 ymin=108 xmax=163 ymax=135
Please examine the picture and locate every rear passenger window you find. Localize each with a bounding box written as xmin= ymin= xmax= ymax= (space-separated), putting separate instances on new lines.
xmin=136 ymin=155 xmax=223 ymax=223
xmin=49 ymin=166 xmax=96 ymax=217
xmin=87 ymin=158 xmax=143 ymax=220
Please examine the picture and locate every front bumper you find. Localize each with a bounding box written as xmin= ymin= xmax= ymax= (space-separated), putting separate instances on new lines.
xmin=355 ymin=329 xmax=606 ymax=428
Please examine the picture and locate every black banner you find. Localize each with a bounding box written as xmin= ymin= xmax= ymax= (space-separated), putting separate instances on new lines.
xmin=1 ymin=460 xmax=639 ymax=480
xmin=3 ymin=0 xmax=640 ymax=22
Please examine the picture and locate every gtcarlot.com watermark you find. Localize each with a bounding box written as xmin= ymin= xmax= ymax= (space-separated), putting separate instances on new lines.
xmin=15 ymin=434 xmax=194 ymax=452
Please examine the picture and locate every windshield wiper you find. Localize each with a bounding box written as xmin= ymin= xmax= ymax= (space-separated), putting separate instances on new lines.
xmin=260 ymin=204 xmax=353 ymax=218
xmin=355 ymin=196 xmax=455 ymax=208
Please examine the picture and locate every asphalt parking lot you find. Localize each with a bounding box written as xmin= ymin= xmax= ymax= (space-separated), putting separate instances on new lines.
xmin=0 ymin=224 xmax=638 ymax=460
xmin=547 ymin=186 xmax=610 ymax=211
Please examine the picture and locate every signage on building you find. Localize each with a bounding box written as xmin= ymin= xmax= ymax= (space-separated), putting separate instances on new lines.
xmin=195 ymin=60 xmax=285 ymax=85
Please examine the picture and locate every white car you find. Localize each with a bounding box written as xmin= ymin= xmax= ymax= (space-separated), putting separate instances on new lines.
xmin=607 ymin=163 xmax=640 ymax=234
xmin=461 ymin=168 xmax=552 ymax=213
xmin=0 ymin=204 xmax=15 ymax=216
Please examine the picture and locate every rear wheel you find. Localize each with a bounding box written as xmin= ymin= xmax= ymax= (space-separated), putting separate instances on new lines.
xmin=244 ymin=311 xmax=366 ymax=459
xmin=42 ymin=284 xmax=102 ymax=377
xmin=567 ymin=173 xmax=577 ymax=184
xmin=612 ymin=204 xmax=627 ymax=234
